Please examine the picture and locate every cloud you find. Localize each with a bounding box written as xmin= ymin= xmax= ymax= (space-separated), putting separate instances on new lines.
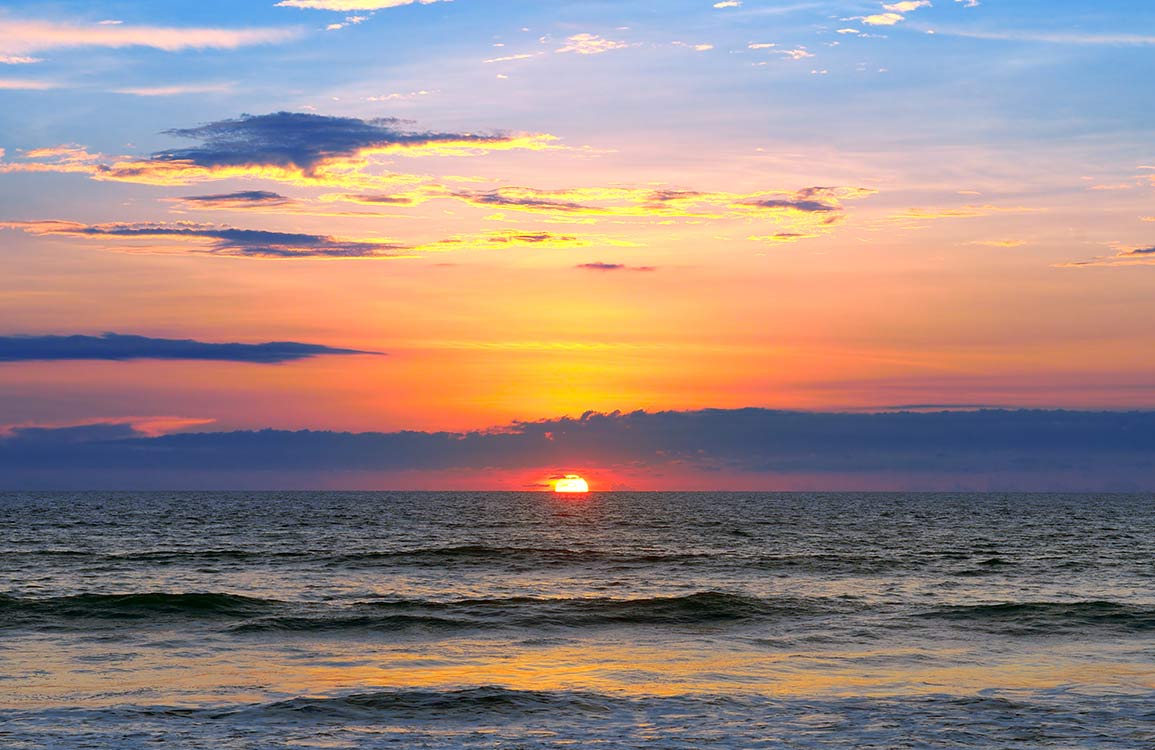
xmin=748 ymin=231 xmax=821 ymax=243
xmin=967 ymin=239 xmax=1028 ymax=248
xmin=0 ymin=112 xmax=872 ymax=244
xmin=451 ymin=185 xmax=872 ymax=223
xmin=454 ymin=187 xmax=591 ymax=213
xmin=0 ymin=78 xmax=57 ymax=90
xmin=112 ymin=83 xmax=235 ymax=96
xmin=444 ymin=184 xmax=873 ymax=241
xmin=0 ymin=18 xmax=301 ymax=57
xmin=0 ymin=220 xmax=409 ymax=258
xmin=321 ymin=192 xmax=420 ymax=206
xmin=575 ymin=262 xmax=657 ymax=272
xmin=883 ymin=1 xmax=931 ymax=11
xmin=275 ymin=0 xmax=447 ymax=9
xmin=925 ymin=28 xmax=1155 ymax=45
xmin=1061 ymin=245 xmax=1155 ymax=268
xmin=487 ymin=53 xmax=540 ymax=62
xmin=556 ymin=34 xmax=630 ymax=55
xmin=7 ymin=144 xmax=103 ymax=166
xmin=5 ymin=408 xmax=1155 ymax=490
xmin=149 ymin=111 xmax=547 ymax=174
xmin=0 ymin=416 xmax=215 ymax=440
xmin=890 ymin=204 xmax=1044 ymax=221
xmin=1 ymin=114 xmax=874 ymax=246
xmin=426 ymin=230 xmax=590 ymax=251
xmin=713 ymin=1 xmax=741 ymax=7
xmin=748 ymin=44 xmax=814 ymax=60
xmin=0 ymin=55 xmax=41 ymax=64
xmin=7 ymin=112 xmax=555 ymax=186
xmin=171 ymin=190 xmax=297 ymax=209
xmin=0 ymin=113 xmax=556 ymax=188
xmin=1 ymin=219 xmax=596 ymax=258
xmin=0 ymin=333 xmax=379 ymax=363
xmin=743 ymin=197 xmax=838 ymax=213
xmin=860 ymin=12 xmax=905 ymax=26
xmin=170 ymin=190 xmax=435 ymax=217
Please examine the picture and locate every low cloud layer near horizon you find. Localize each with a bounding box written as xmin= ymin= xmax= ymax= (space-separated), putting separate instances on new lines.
xmin=3 ymin=408 xmax=1154 ymax=490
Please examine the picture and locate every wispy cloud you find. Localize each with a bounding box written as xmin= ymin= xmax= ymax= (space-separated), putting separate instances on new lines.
xmin=0 ymin=220 xmax=409 ymax=259
xmin=484 ymin=53 xmax=540 ymax=63
xmin=966 ymin=239 xmax=1028 ymax=248
xmin=575 ymin=262 xmax=657 ymax=272
xmin=0 ymin=416 xmax=215 ymax=440
xmin=169 ymin=190 xmax=297 ymax=209
xmin=167 ymin=189 xmax=427 ymax=218
xmin=0 ymin=78 xmax=57 ymax=90
xmin=0 ymin=18 xmax=302 ymax=56
xmin=0 ymin=333 xmax=379 ymax=363
xmin=1 ymin=220 xmax=597 ymax=258
xmin=556 ymin=34 xmax=630 ymax=55
xmin=451 ymin=185 xmax=872 ymax=222
xmin=923 ymin=28 xmax=1155 ymax=45
xmin=890 ymin=204 xmax=1044 ymax=221
xmin=1061 ymin=245 xmax=1155 ymax=268
xmin=275 ymin=0 xmax=447 ymax=9
xmin=112 ymin=83 xmax=235 ymax=96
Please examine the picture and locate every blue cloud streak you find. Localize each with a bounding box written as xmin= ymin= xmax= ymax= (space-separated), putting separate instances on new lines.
xmin=0 ymin=333 xmax=379 ymax=363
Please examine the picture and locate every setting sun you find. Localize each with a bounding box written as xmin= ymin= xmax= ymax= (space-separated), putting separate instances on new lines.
xmin=553 ymin=474 xmax=590 ymax=493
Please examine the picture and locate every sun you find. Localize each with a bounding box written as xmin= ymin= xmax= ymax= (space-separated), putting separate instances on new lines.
xmin=553 ymin=474 xmax=590 ymax=493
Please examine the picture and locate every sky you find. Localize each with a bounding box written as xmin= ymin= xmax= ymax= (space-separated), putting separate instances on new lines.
xmin=1 ymin=0 xmax=1153 ymax=489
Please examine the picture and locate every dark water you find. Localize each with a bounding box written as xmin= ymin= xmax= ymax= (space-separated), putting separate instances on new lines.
xmin=1 ymin=491 xmax=1152 ymax=748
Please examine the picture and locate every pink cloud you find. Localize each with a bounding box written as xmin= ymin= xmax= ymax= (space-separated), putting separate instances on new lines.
xmin=0 ymin=18 xmax=302 ymax=56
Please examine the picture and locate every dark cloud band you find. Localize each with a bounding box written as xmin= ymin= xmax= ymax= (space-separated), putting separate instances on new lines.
xmin=0 ymin=333 xmax=379 ymax=363
xmin=3 ymin=408 xmax=1155 ymax=489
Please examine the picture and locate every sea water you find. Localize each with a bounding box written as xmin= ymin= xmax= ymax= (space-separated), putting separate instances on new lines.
xmin=0 ymin=491 xmax=1152 ymax=748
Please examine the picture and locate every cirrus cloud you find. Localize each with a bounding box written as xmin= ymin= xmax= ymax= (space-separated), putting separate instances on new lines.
xmin=0 ymin=18 xmax=302 ymax=57
xmin=275 ymin=0 xmax=447 ymax=9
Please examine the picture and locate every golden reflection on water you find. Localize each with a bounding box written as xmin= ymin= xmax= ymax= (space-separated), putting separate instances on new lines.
xmin=7 ymin=633 xmax=1151 ymax=710
xmin=292 ymin=640 xmax=1155 ymax=698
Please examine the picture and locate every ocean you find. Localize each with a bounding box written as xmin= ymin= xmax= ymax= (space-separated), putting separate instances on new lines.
xmin=0 ymin=491 xmax=1152 ymax=748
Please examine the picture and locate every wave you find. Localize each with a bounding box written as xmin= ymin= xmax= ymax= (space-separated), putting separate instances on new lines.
xmin=233 ymin=591 xmax=837 ymax=633
xmin=0 ymin=592 xmax=280 ymax=626
xmin=3 ymin=545 xmax=709 ymax=567
xmin=918 ymin=601 xmax=1155 ymax=633
xmin=329 ymin=545 xmax=712 ymax=568
xmin=749 ymin=553 xmax=906 ymax=574
xmin=219 ymin=686 xmax=620 ymax=721
xmin=1 ymin=590 xmax=838 ymax=632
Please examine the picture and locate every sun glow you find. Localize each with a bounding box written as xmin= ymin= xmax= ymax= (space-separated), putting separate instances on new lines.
xmin=553 ymin=474 xmax=590 ymax=493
